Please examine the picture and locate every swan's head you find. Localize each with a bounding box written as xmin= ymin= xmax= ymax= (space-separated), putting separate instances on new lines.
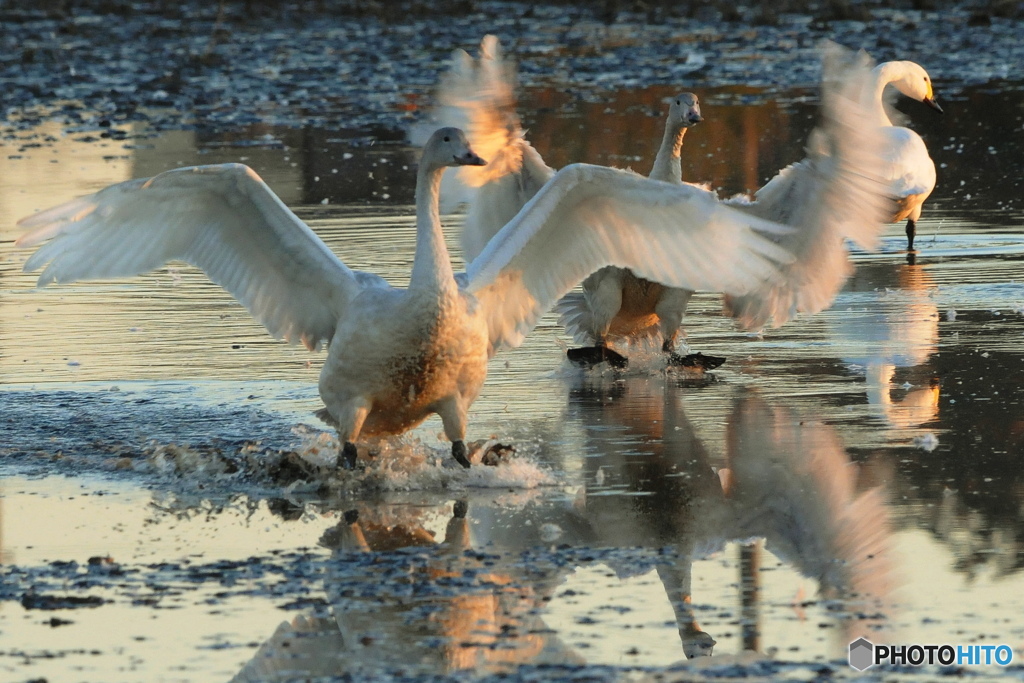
xmin=884 ymin=61 xmax=943 ymax=114
xmin=667 ymin=92 xmax=703 ymax=130
xmin=422 ymin=127 xmax=487 ymax=170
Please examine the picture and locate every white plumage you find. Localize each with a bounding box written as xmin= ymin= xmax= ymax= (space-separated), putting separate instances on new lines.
xmin=426 ymin=37 xmax=893 ymax=358
xmin=18 ymin=127 xmax=794 ymax=468
xmin=864 ymin=60 xmax=942 ymax=252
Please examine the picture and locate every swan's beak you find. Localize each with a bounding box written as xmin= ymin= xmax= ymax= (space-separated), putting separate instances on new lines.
xmin=687 ymin=112 xmax=704 ymax=125
xmin=455 ymin=151 xmax=487 ymax=166
xmin=923 ymin=96 xmax=943 ymax=114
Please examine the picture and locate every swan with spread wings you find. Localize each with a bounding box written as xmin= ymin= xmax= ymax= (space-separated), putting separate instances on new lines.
xmin=17 ymin=127 xmax=794 ymax=469
xmin=425 ymin=37 xmax=893 ymax=354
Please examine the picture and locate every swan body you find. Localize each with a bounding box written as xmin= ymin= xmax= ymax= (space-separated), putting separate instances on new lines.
xmin=18 ymin=127 xmax=795 ymax=469
xmin=869 ymin=60 xmax=942 ymax=252
xmin=429 ymin=37 xmax=892 ymax=356
xmin=561 ymin=92 xmax=706 ymax=366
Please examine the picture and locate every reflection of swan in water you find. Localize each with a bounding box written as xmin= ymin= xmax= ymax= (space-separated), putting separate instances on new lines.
xmin=828 ymin=263 xmax=940 ymax=429
xmin=563 ymin=374 xmax=729 ymax=658
xmin=724 ymin=392 xmax=894 ymax=640
xmin=562 ymin=377 xmax=894 ymax=649
xmin=234 ymin=503 xmax=582 ymax=681
xmin=235 ymin=383 xmax=894 ymax=678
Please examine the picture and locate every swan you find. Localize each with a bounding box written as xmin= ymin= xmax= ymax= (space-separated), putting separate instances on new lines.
xmin=868 ymin=60 xmax=942 ymax=253
xmin=426 ymin=35 xmax=713 ymax=369
xmin=16 ymin=127 xmax=795 ymax=470
xmin=426 ymin=37 xmax=892 ymax=360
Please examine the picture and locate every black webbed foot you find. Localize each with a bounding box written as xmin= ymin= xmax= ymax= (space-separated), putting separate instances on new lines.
xmin=668 ymin=352 xmax=726 ymax=370
xmin=566 ymin=345 xmax=629 ymax=369
xmin=340 ymin=442 xmax=358 ymax=470
xmin=906 ymin=219 xmax=917 ymax=251
xmin=452 ymin=440 xmax=472 ymax=469
xmin=452 ymin=500 xmax=468 ymax=518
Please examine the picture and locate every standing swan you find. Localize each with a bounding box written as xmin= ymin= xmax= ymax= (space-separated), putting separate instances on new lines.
xmin=559 ymin=92 xmax=711 ymax=370
xmin=425 ymin=37 xmax=892 ymax=363
xmin=868 ymin=60 xmax=942 ymax=254
xmin=17 ymin=128 xmax=795 ymax=469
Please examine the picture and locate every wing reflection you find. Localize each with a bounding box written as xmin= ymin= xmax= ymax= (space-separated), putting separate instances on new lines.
xmin=724 ymin=393 xmax=894 ymax=639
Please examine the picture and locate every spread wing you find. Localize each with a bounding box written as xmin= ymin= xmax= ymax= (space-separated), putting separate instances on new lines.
xmin=16 ymin=163 xmax=378 ymax=351
xmin=463 ymin=163 xmax=795 ymax=354
xmin=724 ymin=44 xmax=892 ymax=330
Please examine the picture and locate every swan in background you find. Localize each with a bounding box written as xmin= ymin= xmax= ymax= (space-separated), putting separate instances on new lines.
xmin=869 ymin=60 xmax=942 ymax=255
xmin=17 ymin=127 xmax=794 ymax=469
xmin=424 ymin=35 xmax=718 ymax=369
xmin=426 ymin=37 xmax=892 ymax=356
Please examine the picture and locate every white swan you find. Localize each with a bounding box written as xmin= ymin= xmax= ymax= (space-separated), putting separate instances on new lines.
xmin=427 ymin=37 xmax=892 ymax=358
xmin=869 ymin=60 xmax=942 ymax=253
xmin=17 ymin=127 xmax=795 ymax=469
xmin=426 ymin=35 xmax=711 ymax=369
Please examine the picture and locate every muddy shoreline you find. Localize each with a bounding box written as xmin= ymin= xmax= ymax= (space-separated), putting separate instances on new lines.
xmin=2 ymin=0 xmax=1021 ymax=138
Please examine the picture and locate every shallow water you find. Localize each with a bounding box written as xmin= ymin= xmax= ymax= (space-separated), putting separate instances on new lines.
xmin=3 ymin=83 xmax=1024 ymax=681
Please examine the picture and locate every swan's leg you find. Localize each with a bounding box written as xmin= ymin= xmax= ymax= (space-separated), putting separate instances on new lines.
xmin=567 ymin=269 xmax=627 ymax=369
xmin=655 ymin=290 xmax=726 ymax=370
xmin=336 ymin=398 xmax=371 ymax=470
xmin=437 ymin=397 xmax=472 ymax=468
xmin=906 ymin=218 xmax=917 ymax=251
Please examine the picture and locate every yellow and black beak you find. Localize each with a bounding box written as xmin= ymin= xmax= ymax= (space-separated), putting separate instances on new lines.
xmin=923 ymin=96 xmax=943 ymax=114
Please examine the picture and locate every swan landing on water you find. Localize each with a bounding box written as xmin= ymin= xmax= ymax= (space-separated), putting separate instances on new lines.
xmin=17 ymin=127 xmax=800 ymax=469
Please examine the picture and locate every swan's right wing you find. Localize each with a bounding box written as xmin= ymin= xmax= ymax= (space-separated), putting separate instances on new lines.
xmin=17 ymin=164 xmax=372 ymax=351
xmin=724 ymin=44 xmax=892 ymax=330
xmin=464 ymin=163 xmax=795 ymax=355
xmin=418 ymin=35 xmax=556 ymax=262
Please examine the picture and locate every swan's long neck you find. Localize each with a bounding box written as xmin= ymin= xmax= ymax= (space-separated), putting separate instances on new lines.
xmin=410 ymin=163 xmax=457 ymax=296
xmin=870 ymin=63 xmax=900 ymax=127
xmin=650 ymin=124 xmax=686 ymax=183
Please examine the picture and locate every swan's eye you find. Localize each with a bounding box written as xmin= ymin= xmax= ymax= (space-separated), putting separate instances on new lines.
xmin=675 ymin=100 xmax=680 ymax=105
xmin=443 ymin=135 xmax=450 ymax=142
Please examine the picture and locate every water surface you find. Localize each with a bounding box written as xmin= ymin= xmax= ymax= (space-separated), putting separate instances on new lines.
xmin=3 ymin=83 xmax=1024 ymax=681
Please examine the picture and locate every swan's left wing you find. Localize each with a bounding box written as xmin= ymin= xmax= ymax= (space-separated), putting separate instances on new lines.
xmin=463 ymin=163 xmax=794 ymax=354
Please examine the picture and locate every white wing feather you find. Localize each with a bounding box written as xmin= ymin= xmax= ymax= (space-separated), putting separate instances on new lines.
xmin=17 ymin=163 xmax=373 ymax=350
xmin=724 ymin=44 xmax=892 ymax=330
xmin=418 ymin=34 xmax=555 ymax=262
xmin=464 ymin=164 xmax=795 ymax=354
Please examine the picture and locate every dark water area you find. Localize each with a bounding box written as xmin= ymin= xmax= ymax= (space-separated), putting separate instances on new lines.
xmin=4 ymin=15 xmax=1024 ymax=681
